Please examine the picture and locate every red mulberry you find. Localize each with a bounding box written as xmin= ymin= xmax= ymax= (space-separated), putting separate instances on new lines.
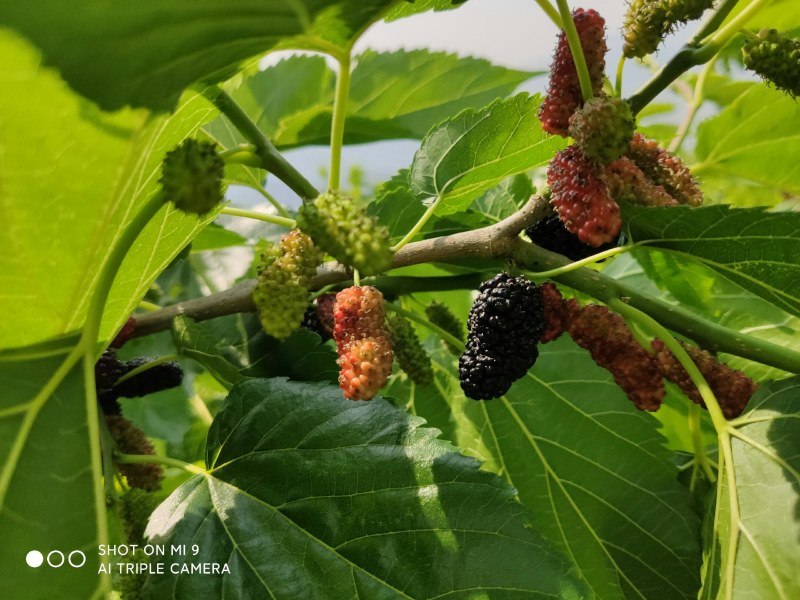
xmin=459 ymin=274 xmax=546 ymax=400
xmin=605 ymin=157 xmax=679 ymax=207
xmin=566 ymin=303 xmax=665 ymax=411
xmin=548 ymin=145 xmax=622 ymax=247
xmin=568 ymin=96 xmax=635 ymax=164
xmin=298 ymin=191 xmax=393 ymax=275
xmin=652 ymin=340 xmax=757 ymax=419
xmin=160 ymin=139 xmax=225 ymax=216
xmin=626 ymin=133 xmax=703 ymax=206
xmin=334 ymin=286 xmax=393 ymax=400
xmin=538 ymin=282 xmax=569 ymax=343
xmin=387 ymin=314 xmax=434 ymax=385
xmin=539 ymin=8 xmax=607 ymax=136
xmin=623 ymin=0 xmax=715 ymax=59
xmin=105 ymin=415 xmax=164 ymax=491
xmin=252 ymin=230 xmax=322 ymax=339
xmin=526 ymin=215 xmax=620 ymax=261
xmin=743 ymin=29 xmax=800 ymax=98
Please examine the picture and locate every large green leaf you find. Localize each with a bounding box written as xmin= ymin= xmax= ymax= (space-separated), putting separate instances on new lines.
xmin=0 ymin=335 xmax=101 ymax=599
xmin=410 ymin=94 xmax=564 ymax=214
xmin=143 ymin=378 xmax=586 ymax=599
xmin=0 ymin=30 xmax=218 ymax=349
xmin=695 ymin=85 xmax=800 ymax=194
xmin=409 ymin=336 xmax=702 ymax=600
xmin=206 ymin=50 xmax=534 ymax=149
xmin=385 ymin=0 xmax=472 ymax=20
xmin=623 ymin=204 xmax=800 ymax=318
xmin=0 ymin=1 xmax=397 ymax=111
xmin=701 ymin=377 xmax=800 ymax=599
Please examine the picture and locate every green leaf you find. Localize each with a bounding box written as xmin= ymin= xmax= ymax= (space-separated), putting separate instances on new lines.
xmin=208 ymin=50 xmax=534 ymax=149
xmin=173 ymin=315 xmax=338 ymax=389
xmin=385 ymin=0 xmax=472 ymax=20
xmin=695 ymin=85 xmax=800 ymax=194
xmin=701 ymin=377 xmax=800 ymax=599
xmin=469 ymin=173 xmax=535 ymax=223
xmin=412 ymin=337 xmax=702 ymax=600
xmin=0 ymin=31 xmax=218 ymax=349
xmin=369 ymin=169 xmax=427 ymax=242
xmin=0 ymin=1 xmax=397 ymax=111
xmin=190 ymin=224 xmax=247 ymax=252
xmin=623 ymin=204 xmax=800 ymax=318
xmin=0 ymin=335 xmax=101 ymax=599
xmin=410 ymin=94 xmax=564 ymax=215
xmin=144 ymin=378 xmax=586 ymax=599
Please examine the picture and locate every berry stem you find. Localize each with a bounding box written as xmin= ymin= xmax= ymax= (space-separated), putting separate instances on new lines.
xmin=329 ymin=54 xmax=352 ymax=192
xmin=205 ymin=87 xmax=319 ymax=202
xmin=387 ymin=303 xmax=466 ymax=353
xmin=223 ymin=179 xmax=291 ymax=219
xmin=533 ymin=0 xmax=563 ymax=28
xmin=218 ymin=144 xmax=261 ymax=167
xmin=391 ymin=196 xmax=443 ymax=252
xmin=353 ymin=269 xmax=361 ymax=287
xmin=138 ymin=300 xmax=161 ymax=312
xmin=525 ymin=245 xmax=634 ymax=280
xmin=114 ymin=452 xmax=207 ymax=477
xmin=695 ymin=0 xmax=773 ymax=62
xmin=668 ymin=56 xmax=716 ymax=153
xmin=220 ymin=206 xmax=296 ymax=229
xmin=114 ymin=354 xmax=181 ymax=386
xmin=615 ymin=56 xmax=625 ymax=97
xmin=555 ymin=0 xmax=594 ymax=102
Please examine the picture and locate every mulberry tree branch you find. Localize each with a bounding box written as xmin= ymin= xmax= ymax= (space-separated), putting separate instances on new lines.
xmin=132 ymin=196 xmax=800 ymax=375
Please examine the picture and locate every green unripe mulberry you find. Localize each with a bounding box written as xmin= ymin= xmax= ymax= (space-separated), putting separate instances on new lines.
xmin=118 ymin=488 xmax=157 ymax=545
xmin=743 ymin=29 xmax=800 ymax=98
xmin=252 ymin=230 xmax=322 ymax=339
xmin=623 ymin=0 xmax=714 ymax=58
xmin=568 ymin=96 xmax=635 ymax=165
xmin=425 ymin=301 xmax=465 ymax=356
xmin=297 ymin=191 xmax=393 ymax=275
xmin=387 ymin=314 xmax=434 ymax=385
xmin=160 ymin=139 xmax=225 ymax=215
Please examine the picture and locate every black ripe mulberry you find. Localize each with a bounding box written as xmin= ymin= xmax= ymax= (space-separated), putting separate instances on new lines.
xmin=743 ymin=29 xmax=800 ymax=98
xmin=425 ymin=301 xmax=465 ymax=356
xmin=333 ymin=286 xmax=393 ymax=400
xmin=652 ymin=340 xmax=757 ymax=419
xmin=539 ymin=8 xmax=607 ymax=136
xmin=113 ymin=358 xmax=183 ymax=398
xmin=568 ymin=96 xmax=635 ymax=164
xmin=623 ymin=0 xmax=715 ymax=59
xmin=95 ymin=349 xmax=124 ymax=415
xmin=387 ymin=314 xmax=434 ymax=385
xmin=459 ymin=274 xmax=546 ymax=400
xmin=105 ymin=415 xmax=164 ymax=491
xmin=565 ymin=303 xmax=665 ymax=411
xmin=252 ymin=230 xmax=322 ymax=339
xmin=297 ymin=191 xmax=393 ymax=275
xmin=160 ymin=139 xmax=225 ymax=216
xmin=526 ymin=215 xmax=619 ymax=261
xmin=302 ymin=292 xmax=336 ymax=340
xmin=626 ymin=133 xmax=703 ymax=206
xmin=548 ymin=145 xmax=622 ymax=247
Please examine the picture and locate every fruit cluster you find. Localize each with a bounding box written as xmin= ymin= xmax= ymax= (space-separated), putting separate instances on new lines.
xmin=459 ymin=273 xmax=546 ymax=400
xmin=160 ymin=139 xmax=225 ymax=216
xmin=743 ymin=29 xmax=800 ymax=98
xmin=298 ymin=191 xmax=393 ymax=275
xmin=104 ymin=415 xmax=164 ymax=491
xmin=252 ymin=230 xmax=322 ymax=339
xmin=333 ymin=286 xmax=393 ymax=400
xmin=623 ymin=0 xmax=715 ymax=58
xmin=95 ymin=349 xmax=183 ymax=416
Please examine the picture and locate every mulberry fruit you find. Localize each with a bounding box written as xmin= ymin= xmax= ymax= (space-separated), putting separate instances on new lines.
xmin=160 ymin=139 xmax=225 ymax=215
xmin=652 ymin=340 xmax=757 ymax=419
xmin=298 ymin=191 xmax=393 ymax=275
xmin=548 ymin=145 xmax=622 ymax=247
xmin=95 ymin=349 xmax=124 ymax=415
xmin=623 ymin=0 xmax=715 ymax=59
xmin=626 ymin=133 xmax=702 ymax=206
xmin=568 ymin=96 xmax=635 ymax=164
xmin=743 ymin=29 xmax=800 ymax=98
xmin=459 ymin=273 xmax=546 ymax=400
xmin=605 ymin=157 xmax=679 ymax=207
xmin=333 ymin=286 xmax=393 ymax=400
xmin=118 ymin=488 xmax=157 ymax=545
xmin=105 ymin=415 xmax=164 ymax=491
xmin=539 ymin=8 xmax=607 ymax=136
xmin=526 ymin=215 xmax=619 ymax=261
xmin=538 ymin=282 xmax=569 ymax=343
xmin=425 ymin=301 xmax=465 ymax=355
xmin=302 ymin=292 xmax=336 ymax=340
xmin=565 ymin=303 xmax=665 ymax=411
xmin=252 ymin=230 xmax=322 ymax=339
xmin=387 ymin=314 xmax=434 ymax=385
xmin=113 ymin=358 xmax=183 ymax=398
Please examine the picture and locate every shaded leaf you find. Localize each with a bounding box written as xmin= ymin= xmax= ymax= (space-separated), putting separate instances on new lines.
xmin=144 ymin=378 xmax=585 ymax=599
xmin=190 ymin=224 xmax=248 ymax=252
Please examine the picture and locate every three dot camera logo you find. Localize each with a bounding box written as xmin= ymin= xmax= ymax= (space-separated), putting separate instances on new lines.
xmin=26 ymin=549 xmax=87 ymax=569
